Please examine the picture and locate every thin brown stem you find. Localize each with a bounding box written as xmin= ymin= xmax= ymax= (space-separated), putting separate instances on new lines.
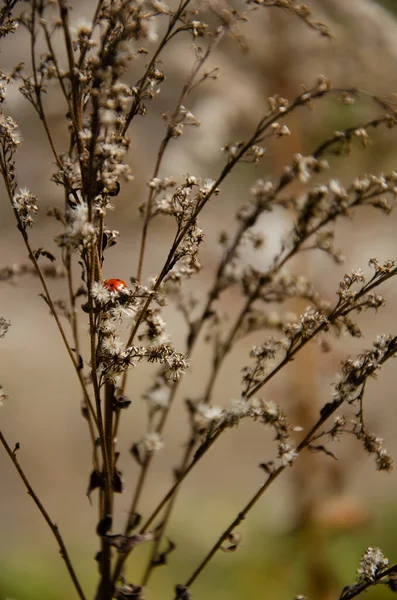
xmin=176 ymin=334 xmax=397 ymax=596
xmin=123 ymin=450 xmax=151 ymax=536
xmin=141 ymin=437 xmax=195 ymax=585
xmin=57 ymin=0 xmax=85 ymax=163
xmin=202 ymin=176 xmax=396 ymax=405
xmin=246 ymin=274 xmax=397 ymax=401
xmin=175 ymin=399 xmax=350 ymax=596
xmin=0 ymin=431 xmax=87 ymax=600
xmin=104 ymin=381 xmax=115 ymax=495
xmin=65 ymin=252 xmax=80 ymax=358
xmin=65 ymin=250 xmax=99 ymax=470
xmin=116 ymin=90 xmax=385 ymax=579
xmin=179 ymin=467 xmax=285 ymax=595
xmin=135 ymin=28 xmax=220 ymax=284
xmin=121 ymin=0 xmax=192 ymax=135
xmin=107 ymin=83 xmax=394 ymax=593
xmin=121 ymin=86 xmax=364 ymax=369
xmin=139 ymin=436 xmax=201 ymax=533
xmin=202 ymin=282 xmax=263 ymax=404
xmin=39 ymin=13 xmax=71 ymax=110
xmin=95 ymin=384 xmax=115 ymax=600
xmin=0 ymin=155 xmax=98 ymax=430
xmin=111 ymin=429 xmax=223 ymax=588
xmin=136 ymin=132 xmax=171 ymax=283
xmin=110 ymin=456 xmax=151 ymax=587
xmin=85 ymin=248 xmax=112 ymax=500
xmin=77 ymin=0 xmax=105 ymax=69
xmin=30 ymin=0 xmax=63 ymax=169
xmin=338 ymin=564 xmax=397 ymax=600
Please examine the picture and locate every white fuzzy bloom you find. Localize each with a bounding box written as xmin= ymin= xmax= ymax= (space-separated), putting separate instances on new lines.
xmin=146 ymin=18 xmax=159 ymax=42
xmin=0 ymin=386 xmax=8 ymax=407
xmin=101 ymin=109 xmax=118 ymax=126
xmin=329 ymin=178 xmax=348 ymax=198
xmin=70 ymin=18 xmax=93 ymax=43
xmin=71 ymin=203 xmax=88 ymax=226
xmin=200 ymin=178 xmax=216 ymax=196
xmin=280 ymin=447 xmax=298 ymax=466
xmin=12 ymin=188 xmax=39 ymax=227
xmin=109 ymin=305 xmax=135 ymax=322
xmin=0 ymin=115 xmax=21 ymax=148
xmin=147 ymin=386 xmax=170 ymax=409
xmin=194 ymin=403 xmax=223 ymax=429
xmin=143 ymin=432 xmax=164 ymax=453
xmin=0 ymin=82 xmax=6 ymax=102
xmin=68 ymin=204 xmax=96 ymax=245
xmin=357 ymin=547 xmax=389 ymax=583
xmin=152 ymin=0 xmax=170 ymax=14
xmin=229 ymin=398 xmax=249 ymax=417
xmin=101 ymin=335 xmax=124 ymax=356
xmin=98 ymin=319 xmax=117 ymax=335
xmin=165 ymin=353 xmax=188 ymax=381
xmin=263 ymin=400 xmax=279 ymax=419
xmin=92 ymin=281 xmax=111 ymax=304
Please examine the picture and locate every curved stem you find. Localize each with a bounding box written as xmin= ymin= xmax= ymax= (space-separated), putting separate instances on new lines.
xmin=175 ymin=332 xmax=397 ymax=596
xmin=57 ymin=0 xmax=85 ymax=169
xmin=338 ymin=564 xmax=397 ymax=600
xmin=136 ymin=32 xmax=218 ymax=283
xmin=141 ymin=437 xmax=195 ymax=585
xmin=0 ymin=431 xmax=87 ymax=600
xmin=117 ymin=93 xmax=393 ymax=583
xmin=175 ymin=397 xmax=347 ymax=596
xmin=121 ymin=0 xmax=192 ymax=135
xmin=65 ymin=250 xmax=99 ymax=470
xmin=0 ymin=154 xmax=98 ymax=430
xmin=246 ymin=268 xmax=397 ymax=401
xmin=114 ymin=85 xmax=395 ymax=591
xmin=111 ymin=429 xmax=223 ymax=588
xmin=136 ymin=133 xmax=171 ymax=283
xmin=30 ymin=0 xmax=62 ymax=169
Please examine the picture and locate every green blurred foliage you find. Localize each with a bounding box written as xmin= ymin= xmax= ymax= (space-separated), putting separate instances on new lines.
xmin=2 ymin=503 xmax=397 ymax=600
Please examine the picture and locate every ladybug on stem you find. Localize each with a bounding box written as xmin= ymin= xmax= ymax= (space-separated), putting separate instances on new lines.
xmin=103 ymin=278 xmax=127 ymax=292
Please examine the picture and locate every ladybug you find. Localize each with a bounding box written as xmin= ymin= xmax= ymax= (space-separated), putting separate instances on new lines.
xmin=103 ymin=278 xmax=127 ymax=292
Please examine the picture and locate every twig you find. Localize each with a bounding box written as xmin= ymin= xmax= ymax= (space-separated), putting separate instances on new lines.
xmin=174 ymin=334 xmax=397 ymax=596
xmin=0 ymin=431 xmax=87 ymax=600
xmin=339 ymin=564 xmax=397 ymax=600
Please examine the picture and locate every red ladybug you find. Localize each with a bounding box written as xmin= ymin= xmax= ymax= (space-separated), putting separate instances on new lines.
xmin=103 ymin=278 xmax=127 ymax=292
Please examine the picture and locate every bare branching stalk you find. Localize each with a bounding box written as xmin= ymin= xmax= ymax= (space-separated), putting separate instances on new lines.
xmin=176 ymin=334 xmax=397 ymax=597
xmin=2 ymin=2 xmax=397 ymax=600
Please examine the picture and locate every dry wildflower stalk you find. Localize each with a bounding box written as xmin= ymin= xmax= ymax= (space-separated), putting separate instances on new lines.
xmin=339 ymin=547 xmax=397 ymax=600
xmin=0 ymin=431 xmax=87 ymax=600
xmin=1 ymin=2 xmax=397 ymax=600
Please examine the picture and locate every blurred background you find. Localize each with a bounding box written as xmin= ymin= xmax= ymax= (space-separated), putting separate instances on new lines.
xmin=2 ymin=1 xmax=397 ymax=599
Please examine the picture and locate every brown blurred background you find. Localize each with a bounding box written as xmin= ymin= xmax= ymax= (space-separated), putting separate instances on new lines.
xmin=2 ymin=1 xmax=397 ymax=599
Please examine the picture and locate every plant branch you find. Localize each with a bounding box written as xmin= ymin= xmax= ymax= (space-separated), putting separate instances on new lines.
xmin=0 ymin=431 xmax=87 ymax=600
xmin=339 ymin=564 xmax=397 ymax=600
xmin=175 ymin=335 xmax=397 ymax=596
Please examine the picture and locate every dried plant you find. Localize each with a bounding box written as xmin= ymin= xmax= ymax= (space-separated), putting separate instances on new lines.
xmin=1 ymin=1 xmax=397 ymax=600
